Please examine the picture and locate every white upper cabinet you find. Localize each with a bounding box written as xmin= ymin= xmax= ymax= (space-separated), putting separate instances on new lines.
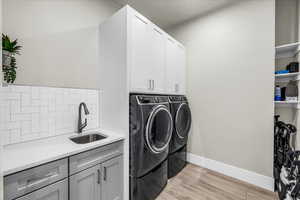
xmin=147 ymin=25 xmax=166 ymax=93
xmin=129 ymin=11 xmax=167 ymax=94
xmin=176 ymin=44 xmax=186 ymax=94
xmin=166 ymin=37 xmax=186 ymax=94
xmin=100 ymin=6 xmax=186 ymax=95
xmin=129 ymin=13 xmax=152 ymax=92
xmin=166 ymin=38 xmax=178 ymax=94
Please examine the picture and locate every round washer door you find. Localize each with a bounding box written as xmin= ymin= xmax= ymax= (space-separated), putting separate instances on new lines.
xmin=145 ymin=105 xmax=173 ymax=154
xmin=175 ymin=103 xmax=192 ymax=139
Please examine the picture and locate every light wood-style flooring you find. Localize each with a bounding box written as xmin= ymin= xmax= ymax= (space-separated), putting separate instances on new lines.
xmin=157 ymin=164 xmax=279 ymax=200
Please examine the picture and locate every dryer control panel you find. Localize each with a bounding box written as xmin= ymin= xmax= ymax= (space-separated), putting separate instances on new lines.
xmin=169 ymin=96 xmax=187 ymax=102
xmin=137 ymin=96 xmax=169 ymax=104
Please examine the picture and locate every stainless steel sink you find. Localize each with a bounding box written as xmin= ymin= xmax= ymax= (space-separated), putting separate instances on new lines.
xmin=70 ymin=133 xmax=107 ymax=144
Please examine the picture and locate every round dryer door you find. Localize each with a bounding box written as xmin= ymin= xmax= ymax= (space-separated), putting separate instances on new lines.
xmin=146 ymin=105 xmax=173 ymax=154
xmin=175 ymin=103 xmax=192 ymax=139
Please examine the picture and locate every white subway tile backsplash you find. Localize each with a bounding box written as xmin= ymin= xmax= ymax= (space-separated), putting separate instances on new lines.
xmin=0 ymin=102 xmax=10 ymax=123
xmin=21 ymin=106 xmax=39 ymax=113
xmin=12 ymin=86 xmax=31 ymax=93
xmin=2 ymin=130 xmax=10 ymax=145
xmin=0 ymin=85 xmax=100 ymax=145
xmin=10 ymin=101 xmax=21 ymax=113
xmin=31 ymin=87 xmax=40 ymax=99
xmin=21 ymin=93 xmax=31 ymax=106
xmin=8 ymin=122 xmax=21 ymax=129
xmin=21 ymin=121 xmax=31 ymax=135
xmin=10 ymin=129 xmax=21 ymax=143
xmin=6 ymin=93 xmax=20 ymax=100
xmin=11 ymin=113 xmax=32 ymax=122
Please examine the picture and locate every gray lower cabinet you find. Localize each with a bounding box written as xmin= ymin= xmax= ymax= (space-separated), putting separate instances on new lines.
xmin=4 ymin=141 xmax=124 ymax=200
xmin=70 ymin=165 xmax=101 ymax=200
xmin=16 ymin=179 xmax=68 ymax=200
xmin=4 ymin=159 xmax=68 ymax=200
xmin=4 ymin=158 xmax=68 ymax=200
xmin=101 ymin=156 xmax=123 ymax=200
xmin=69 ymin=142 xmax=123 ymax=175
xmin=70 ymin=156 xmax=123 ymax=200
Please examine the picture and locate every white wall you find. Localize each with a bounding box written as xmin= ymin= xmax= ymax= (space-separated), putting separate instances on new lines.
xmin=0 ymin=0 xmax=3 ymax=198
xmin=168 ymin=0 xmax=275 ymax=177
xmin=2 ymin=0 xmax=122 ymax=89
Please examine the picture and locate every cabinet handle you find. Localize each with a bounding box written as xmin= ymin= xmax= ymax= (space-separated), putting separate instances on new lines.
xmin=148 ymin=80 xmax=152 ymax=90
xmin=152 ymin=80 xmax=155 ymax=90
xmin=103 ymin=167 xmax=107 ymax=181
xmin=175 ymin=84 xmax=179 ymax=92
xmin=97 ymin=169 xmax=101 ymax=184
xmin=19 ymin=172 xmax=58 ymax=191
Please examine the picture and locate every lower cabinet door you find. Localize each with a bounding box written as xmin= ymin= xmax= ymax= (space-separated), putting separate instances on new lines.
xmin=101 ymin=156 xmax=123 ymax=200
xmin=70 ymin=165 xmax=101 ymax=200
xmin=16 ymin=179 xmax=68 ymax=200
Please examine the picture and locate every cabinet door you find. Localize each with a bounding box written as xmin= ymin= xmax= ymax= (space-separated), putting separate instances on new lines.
xmin=176 ymin=44 xmax=186 ymax=94
xmin=70 ymin=165 xmax=101 ymax=200
xmin=16 ymin=179 xmax=68 ymax=200
xmin=101 ymin=156 xmax=123 ymax=200
xmin=148 ymin=25 xmax=166 ymax=93
xmin=129 ymin=13 xmax=152 ymax=92
xmin=4 ymin=159 xmax=68 ymax=200
xmin=166 ymin=38 xmax=186 ymax=94
xmin=166 ymin=38 xmax=178 ymax=94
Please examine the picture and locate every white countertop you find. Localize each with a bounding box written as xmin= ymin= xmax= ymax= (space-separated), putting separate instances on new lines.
xmin=3 ymin=129 xmax=125 ymax=176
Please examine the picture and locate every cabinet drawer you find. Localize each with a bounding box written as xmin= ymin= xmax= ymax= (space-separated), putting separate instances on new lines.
xmin=15 ymin=179 xmax=68 ymax=200
xmin=70 ymin=141 xmax=123 ymax=175
xmin=4 ymin=158 xmax=68 ymax=200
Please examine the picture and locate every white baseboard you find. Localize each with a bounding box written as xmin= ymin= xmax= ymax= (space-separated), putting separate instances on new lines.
xmin=187 ymin=153 xmax=274 ymax=191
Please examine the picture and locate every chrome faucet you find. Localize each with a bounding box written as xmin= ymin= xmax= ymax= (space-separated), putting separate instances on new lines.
xmin=78 ymin=102 xmax=90 ymax=133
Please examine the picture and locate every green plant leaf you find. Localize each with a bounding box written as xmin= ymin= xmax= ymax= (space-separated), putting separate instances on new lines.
xmin=2 ymin=34 xmax=22 ymax=83
xmin=2 ymin=34 xmax=22 ymax=53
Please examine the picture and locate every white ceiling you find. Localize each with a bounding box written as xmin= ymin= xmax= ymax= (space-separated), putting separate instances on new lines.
xmin=113 ymin=0 xmax=242 ymax=28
